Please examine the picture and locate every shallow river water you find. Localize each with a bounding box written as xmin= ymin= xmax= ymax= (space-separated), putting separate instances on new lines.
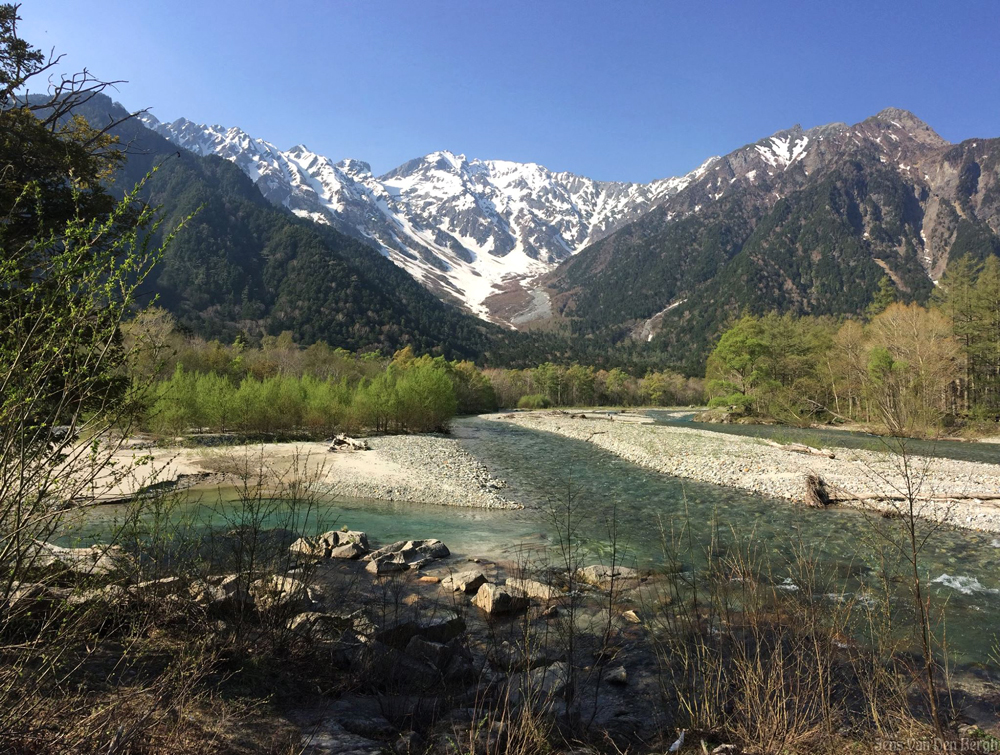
xmin=64 ymin=416 xmax=1000 ymax=663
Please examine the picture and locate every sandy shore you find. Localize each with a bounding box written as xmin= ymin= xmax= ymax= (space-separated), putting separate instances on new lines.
xmin=74 ymin=435 xmax=519 ymax=510
xmin=488 ymin=411 xmax=1000 ymax=532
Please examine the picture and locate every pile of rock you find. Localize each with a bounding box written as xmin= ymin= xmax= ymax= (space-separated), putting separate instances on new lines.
xmin=29 ymin=540 xmax=133 ymax=576
xmin=439 ymin=567 xmax=565 ymax=617
xmin=363 ymin=539 xmax=450 ymax=575
xmin=290 ymin=529 xmax=370 ymax=560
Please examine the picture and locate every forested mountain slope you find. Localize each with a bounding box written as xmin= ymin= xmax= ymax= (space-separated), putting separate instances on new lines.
xmin=141 ymin=111 xmax=717 ymax=321
xmin=542 ymin=109 xmax=1000 ymax=372
xmin=75 ymin=95 xmax=506 ymax=359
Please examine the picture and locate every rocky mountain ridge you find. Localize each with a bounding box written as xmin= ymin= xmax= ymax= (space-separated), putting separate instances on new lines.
xmin=141 ymin=111 xmax=722 ymax=320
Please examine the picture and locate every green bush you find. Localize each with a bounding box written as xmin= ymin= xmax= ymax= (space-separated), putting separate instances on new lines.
xmin=517 ymin=394 xmax=552 ymax=409
xmin=707 ymin=392 xmax=753 ymax=411
xmin=145 ymin=359 xmax=460 ymax=436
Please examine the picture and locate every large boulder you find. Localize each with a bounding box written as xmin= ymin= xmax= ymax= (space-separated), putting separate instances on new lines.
xmin=404 ymin=635 xmax=475 ymax=683
xmin=288 ymin=611 xmax=353 ymax=642
xmin=133 ymin=576 xmax=185 ymax=597
xmin=364 ymin=539 xmax=449 ymax=573
xmin=189 ymin=573 xmax=252 ymax=612
xmin=4 ymin=582 xmax=62 ymax=617
xmin=508 ymin=661 xmax=571 ymax=707
xmin=442 ymin=569 xmax=488 ymax=594
xmin=328 ymin=434 xmax=370 ymax=452
xmin=575 ymin=564 xmax=641 ymax=590
xmin=505 ymin=577 xmax=559 ymax=601
xmin=250 ymin=574 xmax=313 ymax=613
xmin=472 ymin=583 xmax=528 ymax=616
xmin=365 ymin=558 xmax=410 ymax=576
xmin=30 ymin=541 xmax=132 ymax=576
xmin=374 ymin=612 xmax=465 ymax=648
xmin=290 ymin=530 xmax=370 ymax=559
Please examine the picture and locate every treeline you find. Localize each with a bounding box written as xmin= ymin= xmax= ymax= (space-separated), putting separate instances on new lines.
xmin=486 ymin=364 xmax=703 ymax=409
xmin=130 ymin=309 xmax=703 ymax=435
xmin=705 ymin=258 xmax=1000 ymax=435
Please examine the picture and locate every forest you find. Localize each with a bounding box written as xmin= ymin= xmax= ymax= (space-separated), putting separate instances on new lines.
xmin=705 ymin=261 xmax=1000 ymax=436
xmin=130 ymin=308 xmax=703 ymax=436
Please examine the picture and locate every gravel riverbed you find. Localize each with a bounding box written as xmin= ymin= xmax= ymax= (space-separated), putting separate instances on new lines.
xmin=489 ymin=412 xmax=1000 ymax=532
xmin=319 ymin=435 xmax=520 ymax=510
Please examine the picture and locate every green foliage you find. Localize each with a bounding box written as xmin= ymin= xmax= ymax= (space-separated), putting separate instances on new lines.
xmin=704 ymin=301 xmax=965 ymax=435
xmin=517 ymin=394 xmax=552 ymax=410
xmin=706 ymin=313 xmax=835 ymax=422
xmin=932 ymin=253 xmax=1000 ymax=417
xmin=147 ymin=353 xmax=461 ymax=435
xmin=866 ymin=275 xmax=898 ymax=318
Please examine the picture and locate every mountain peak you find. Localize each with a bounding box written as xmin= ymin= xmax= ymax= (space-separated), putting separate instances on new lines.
xmin=865 ymin=107 xmax=947 ymax=147
xmin=336 ymin=158 xmax=372 ymax=178
xmin=872 ymin=107 xmax=923 ymax=125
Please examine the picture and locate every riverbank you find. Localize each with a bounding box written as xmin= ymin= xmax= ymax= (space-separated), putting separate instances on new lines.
xmin=489 ymin=411 xmax=1000 ymax=532
xmin=73 ymin=435 xmax=519 ymax=510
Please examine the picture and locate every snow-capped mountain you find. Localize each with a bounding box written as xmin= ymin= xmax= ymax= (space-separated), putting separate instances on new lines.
xmin=140 ymin=107 xmax=949 ymax=326
xmin=139 ymin=111 xmax=717 ymax=321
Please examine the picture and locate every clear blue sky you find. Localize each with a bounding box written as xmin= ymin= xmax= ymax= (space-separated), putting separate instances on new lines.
xmin=20 ymin=0 xmax=1000 ymax=183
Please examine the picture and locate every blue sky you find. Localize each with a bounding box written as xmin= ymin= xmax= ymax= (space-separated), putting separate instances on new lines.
xmin=20 ymin=0 xmax=1000 ymax=183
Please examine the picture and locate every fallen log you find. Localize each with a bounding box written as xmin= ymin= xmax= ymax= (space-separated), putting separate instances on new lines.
xmin=328 ymin=434 xmax=370 ymax=452
xmin=828 ymin=492 xmax=1000 ymax=503
xmin=804 ymin=474 xmax=832 ymax=508
xmin=764 ymin=439 xmax=836 ymax=459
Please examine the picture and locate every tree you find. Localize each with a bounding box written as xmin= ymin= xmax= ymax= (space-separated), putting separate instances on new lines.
xmin=972 ymin=255 xmax=1000 ymax=415
xmin=866 ymin=275 xmax=898 ymax=318
xmin=0 ymin=6 xmax=183 ymax=742
xmin=864 ymin=303 xmax=959 ymax=434
xmin=705 ymin=315 xmax=770 ymax=406
xmin=931 ymin=254 xmax=981 ymax=409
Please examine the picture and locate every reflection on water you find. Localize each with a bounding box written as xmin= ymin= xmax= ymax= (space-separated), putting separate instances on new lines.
xmin=61 ymin=416 xmax=1000 ymax=663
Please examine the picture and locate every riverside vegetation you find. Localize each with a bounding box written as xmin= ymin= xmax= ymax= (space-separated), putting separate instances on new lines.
xmin=3 ymin=6 xmax=1000 ymax=754
xmin=704 ymin=267 xmax=1000 ymax=437
xmin=131 ymin=309 xmax=704 ymax=437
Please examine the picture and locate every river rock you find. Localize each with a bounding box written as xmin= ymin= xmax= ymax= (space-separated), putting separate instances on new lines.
xmin=508 ymin=661 xmax=571 ymax=707
xmin=328 ymin=434 xmax=370 ymax=452
xmin=604 ymin=665 xmax=628 ymax=685
xmin=250 ymin=575 xmax=313 ymax=613
xmin=394 ymin=731 xmax=425 ymax=755
xmin=472 ymin=583 xmax=528 ymax=616
xmin=300 ymin=720 xmax=382 ymax=755
xmin=189 ymin=574 xmax=251 ymax=612
xmin=442 ymin=569 xmax=488 ymax=594
xmin=30 ymin=541 xmax=132 ymax=576
xmin=375 ymin=613 xmax=466 ymax=648
xmin=365 ymin=557 xmax=410 ymax=576
xmin=5 ymin=582 xmax=61 ymax=616
xmin=291 ymin=530 xmax=369 ymax=559
xmin=575 ymin=564 xmax=640 ymax=590
xmin=133 ymin=576 xmax=185 ymax=597
xmin=364 ymin=539 xmax=450 ymax=573
xmin=289 ymin=611 xmax=353 ymax=642
xmin=330 ymin=542 xmax=367 ymax=560
xmin=505 ymin=577 xmax=559 ymax=601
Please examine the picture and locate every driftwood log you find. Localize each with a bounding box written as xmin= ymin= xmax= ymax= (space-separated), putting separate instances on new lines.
xmin=805 ymin=474 xmax=832 ymax=508
xmin=328 ymin=434 xmax=370 ymax=452
xmin=828 ymin=492 xmax=1000 ymax=503
xmin=765 ymin=439 xmax=836 ymax=459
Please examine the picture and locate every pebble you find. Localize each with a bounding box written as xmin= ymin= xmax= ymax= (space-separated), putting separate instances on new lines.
xmin=319 ymin=435 xmax=520 ymax=510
